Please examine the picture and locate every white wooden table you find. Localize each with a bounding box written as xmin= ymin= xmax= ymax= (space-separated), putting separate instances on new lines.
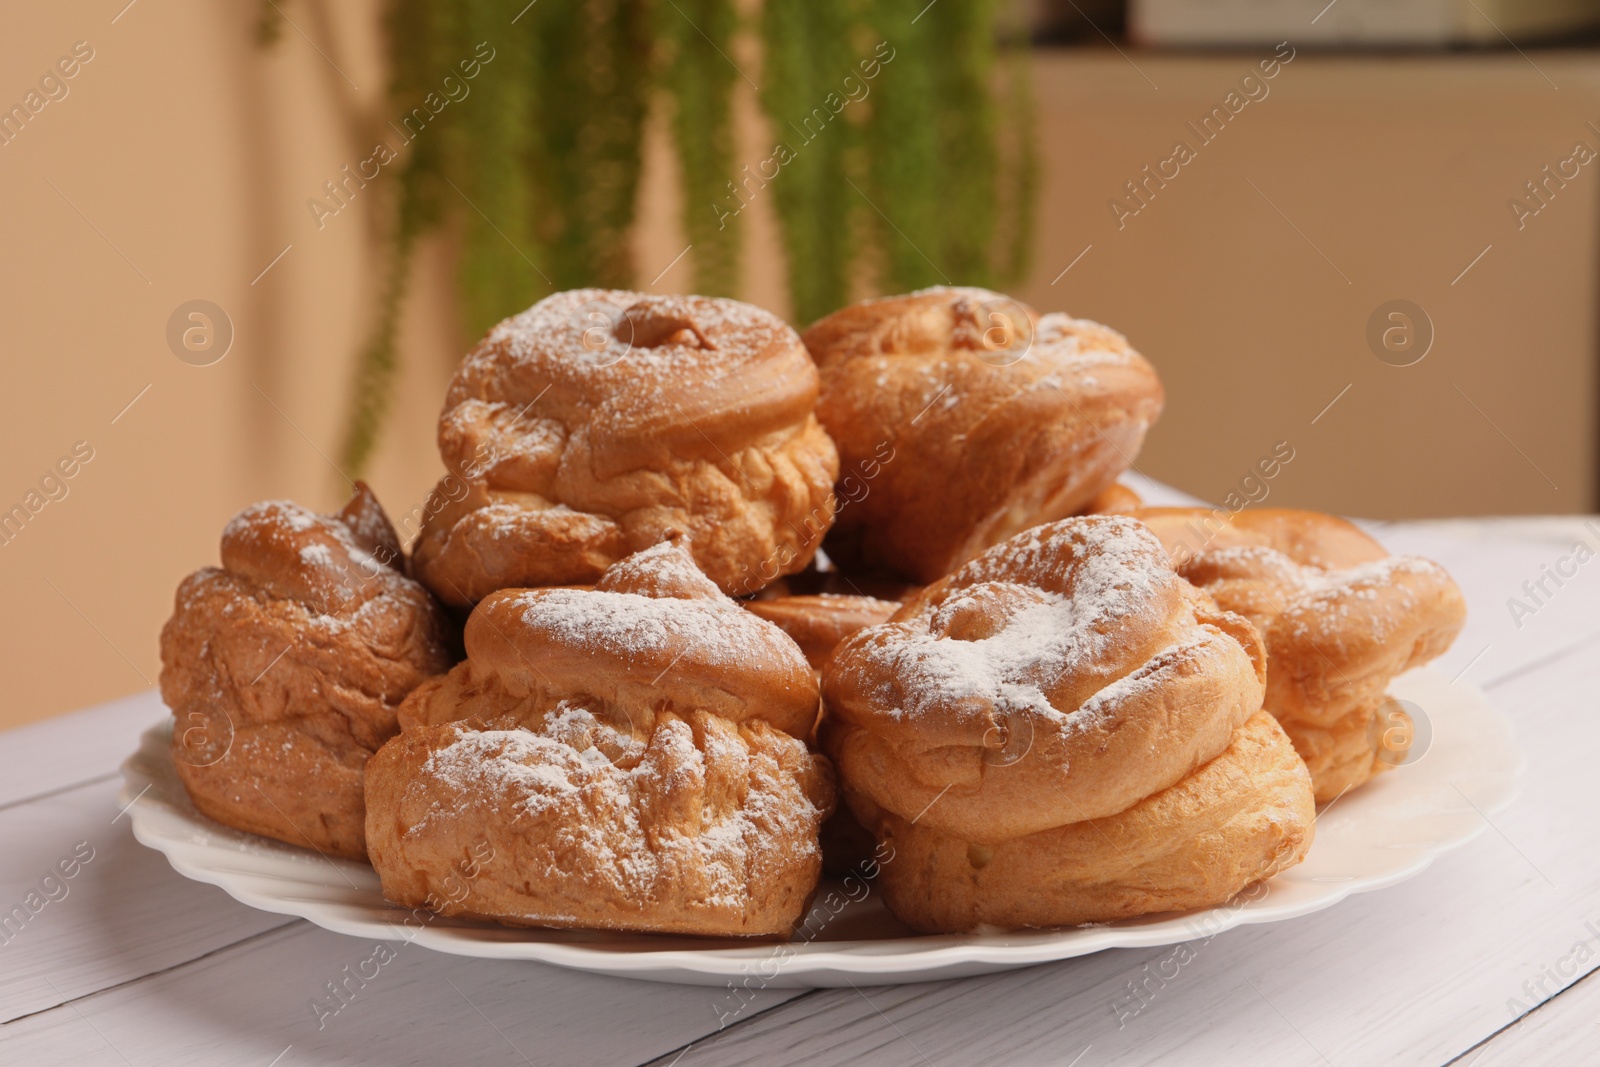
xmin=3 ymin=511 xmax=1598 ymax=1066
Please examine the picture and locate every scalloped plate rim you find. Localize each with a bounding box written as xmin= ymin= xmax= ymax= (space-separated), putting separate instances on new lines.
xmin=120 ymin=667 xmax=1522 ymax=986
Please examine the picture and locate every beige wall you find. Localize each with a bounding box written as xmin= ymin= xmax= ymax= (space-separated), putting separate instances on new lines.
xmin=1 ymin=9 xmax=1596 ymax=729
xmin=0 ymin=0 xmax=451 ymax=732
xmin=1017 ymin=49 xmax=1599 ymax=519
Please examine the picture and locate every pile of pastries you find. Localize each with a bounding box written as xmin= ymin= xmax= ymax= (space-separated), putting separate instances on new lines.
xmin=159 ymin=286 xmax=1467 ymax=937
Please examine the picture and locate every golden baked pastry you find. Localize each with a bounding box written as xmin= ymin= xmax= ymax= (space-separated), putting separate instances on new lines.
xmin=855 ymin=710 xmax=1310 ymax=930
xmin=822 ymin=515 xmax=1314 ymax=932
xmin=413 ymin=289 xmax=840 ymax=607
xmin=804 ymin=287 xmax=1163 ymax=583
xmin=157 ymin=485 xmax=454 ymax=860
xmin=743 ymin=593 xmax=901 ymax=669
xmin=1130 ymin=507 xmax=1468 ymax=801
xmin=365 ymin=539 xmax=836 ymax=937
xmin=741 ymin=589 xmax=901 ymax=879
xmin=1078 ymin=480 xmax=1143 ymax=515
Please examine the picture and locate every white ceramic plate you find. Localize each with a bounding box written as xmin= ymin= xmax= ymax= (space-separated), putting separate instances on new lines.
xmin=120 ymin=668 xmax=1520 ymax=987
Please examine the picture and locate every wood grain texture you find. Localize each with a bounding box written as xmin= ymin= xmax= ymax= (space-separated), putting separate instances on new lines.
xmin=1455 ymin=964 xmax=1600 ymax=1065
xmin=0 ymin=776 xmax=290 ymax=1024
xmin=0 ymin=921 xmax=807 ymax=1066
xmin=0 ymin=517 xmax=1595 ymax=1065
xmin=0 ymin=690 xmax=161 ymax=810
xmin=637 ymin=624 xmax=1600 ymax=1066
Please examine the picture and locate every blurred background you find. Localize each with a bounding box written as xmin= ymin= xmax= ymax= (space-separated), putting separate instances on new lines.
xmin=3 ymin=0 xmax=1598 ymax=729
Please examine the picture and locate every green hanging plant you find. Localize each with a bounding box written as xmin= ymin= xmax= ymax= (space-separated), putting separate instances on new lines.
xmin=337 ymin=178 xmax=423 ymax=478
xmin=254 ymin=0 xmax=1036 ymax=475
xmin=860 ymin=0 xmax=942 ymax=293
xmin=859 ymin=0 xmax=1034 ymax=296
xmin=341 ymin=0 xmax=656 ymax=472
xmin=663 ymin=0 xmax=740 ymax=295
xmin=758 ymin=0 xmax=854 ymax=325
xmin=336 ymin=0 xmax=449 ymax=474
xmin=449 ymin=0 xmax=538 ymax=340
xmin=526 ymin=0 xmax=652 ymax=293
xmin=927 ymin=0 xmax=1002 ymax=285
xmin=993 ymin=27 xmax=1039 ymax=287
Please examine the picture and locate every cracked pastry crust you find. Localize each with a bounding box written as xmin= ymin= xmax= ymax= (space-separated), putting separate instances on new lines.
xmin=821 ymin=515 xmax=1314 ymax=931
xmin=412 ymin=289 xmax=840 ymax=607
xmin=157 ymin=484 xmax=454 ymax=860
xmin=1130 ymin=506 xmax=1468 ymax=801
xmin=365 ymin=539 xmax=836 ymax=937
xmin=804 ymin=286 xmax=1163 ymax=583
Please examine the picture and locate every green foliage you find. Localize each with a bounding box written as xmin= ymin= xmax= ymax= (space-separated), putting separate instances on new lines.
xmin=861 ymin=0 xmax=941 ymax=292
xmin=926 ymin=0 xmax=1000 ymax=285
xmin=452 ymin=0 xmax=538 ymax=339
xmin=860 ymin=0 xmax=1034 ymax=295
xmin=993 ymin=35 xmax=1039 ymax=286
xmin=324 ymin=0 xmax=1035 ymax=475
xmin=338 ymin=218 xmax=416 ymax=478
xmin=527 ymin=0 xmax=652 ymax=292
xmin=759 ymin=0 xmax=854 ymax=327
xmin=663 ymin=0 xmax=740 ymax=295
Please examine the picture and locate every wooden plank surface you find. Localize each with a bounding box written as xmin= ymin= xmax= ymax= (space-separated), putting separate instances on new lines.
xmin=1455 ymin=964 xmax=1600 ymax=1065
xmin=0 ymin=921 xmax=808 ymax=1066
xmin=639 ymin=629 xmax=1600 ymax=1066
xmin=0 ymin=517 xmax=1595 ymax=1065
xmin=0 ymin=777 xmax=289 ymax=1024
xmin=0 ymin=689 xmax=162 ymax=810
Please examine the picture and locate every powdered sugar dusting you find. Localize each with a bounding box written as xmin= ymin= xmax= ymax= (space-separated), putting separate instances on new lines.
xmin=874 ymin=287 xmax=1139 ymax=374
xmin=412 ymin=715 xmax=823 ymax=913
xmin=425 ymin=729 xmax=581 ymax=814
xmin=515 ymin=587 xmax=779 ymax=668
xmin=457 ymin=289 xmax=801 ymax=398
xmin=1201 ymin=544 xmax=1436 ymax=586
xmin=471 ymin=501 xmax=615 ymax=542
xmin=595 ymin=538 xmax=722 ymax=600
xmin=1033 ymin=312 xmax=1138 ymax=372
xmin=1282 ymin=555 xmax=1444 ymax=641
xmin=225 ymin=500 xmax=317 ymax=538
xmin=212 ymin=494 xmax=425 ymax=628
xmin=854 ymin=517 xmax=1173 ymax=724
xmin=1074 ymin=636 xmax=1212 ymax=721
